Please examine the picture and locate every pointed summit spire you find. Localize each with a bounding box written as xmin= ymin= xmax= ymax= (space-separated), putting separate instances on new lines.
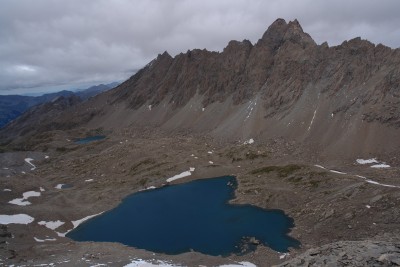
xmin=286 ymin=19 xmax=305 ymax=36
xmin=260 ymin=18 xmax=316 ymax=48
xmin=261 ymin=18 xmax=288 ymax=41
xmin=288 ymin=19 xmax=302 ymax=30
xmin=284 ymin=19 xmax=316 ymax=46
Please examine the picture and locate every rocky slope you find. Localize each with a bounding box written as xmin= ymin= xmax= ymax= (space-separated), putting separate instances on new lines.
xmin=277 ymin=240 xmax=400 ymax=267
xmin=2 ymin=18 xmax=400 ymax=156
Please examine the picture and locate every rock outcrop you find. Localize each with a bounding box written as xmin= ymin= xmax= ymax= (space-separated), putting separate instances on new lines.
xmin=276 ymin=240 xmax=400 ymax=267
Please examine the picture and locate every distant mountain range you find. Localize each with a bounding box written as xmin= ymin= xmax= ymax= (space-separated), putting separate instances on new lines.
xmin=0 ymin=82 xmax=119 ymax=128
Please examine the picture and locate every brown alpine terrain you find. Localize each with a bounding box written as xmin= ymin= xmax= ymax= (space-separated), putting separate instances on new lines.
xmin=3 ymin=18 xmax=400 ymax=156
xmin=1 ymin=19 xmax=400 ymax=266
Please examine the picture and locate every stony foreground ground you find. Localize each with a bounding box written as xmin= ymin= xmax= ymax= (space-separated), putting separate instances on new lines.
xmin=1 ymin=127 xmax=400 ymax=266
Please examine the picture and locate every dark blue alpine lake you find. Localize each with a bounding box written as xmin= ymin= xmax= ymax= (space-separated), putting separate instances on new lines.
xmin=67 ymin=176 xmax=299 ymax=256
xmin=74 ymin=135 xmax=106 ymax=144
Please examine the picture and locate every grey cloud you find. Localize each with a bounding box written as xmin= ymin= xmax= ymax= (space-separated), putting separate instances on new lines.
xmin=1 ymin=0 xmax=399 ymax=94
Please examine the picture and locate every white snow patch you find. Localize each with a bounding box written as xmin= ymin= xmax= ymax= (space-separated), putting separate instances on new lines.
xmin=244 ymin=101 xmax=256 ymax=121
xmin=23 ymin=191 xmax=41 ymax=198
xmin=55 ymin=184 xmax=65 ymax=189
xmin=85 ymin=179 xmax=94 ymax=182
xmin=194 ymin=157 xmax=198 ymax=159
xmin=146 ymin=186 xmax=156 ymax=190
xmin=365 ymin=180 xmax=398 ymax=188
xmin=219 ymin=262 xmax=257 ymax=267
xmin=148 ymin=105 xmax=152 ymax=111
xmin=56 ymin=231 xmax=67 ymax=237
xmin=72 ymin=212 xmax=104 ymax=229
xmin=314 ymin=164 xmax=326 ymax=170
xmin=3 ymin=167 xmax=8 ymax=170
xmin=356 ymin=158 xmax=378 ymax=165
xmin=21 ymin=171 xmax=26 ymax=174
xmin=366 ymin=205 xmax=371 ymax=209
xmin=166 ymin=171 xmax=192 ymax=183
xmin=371 ymin=164 xmax=390 ymax=168
xmin=124 ymin=259 xmax=182 ymax=267
xmin=34 ymin=237 xmax=56 ymax=242
xmin=279 ymin=253 xmax=289 ymax=260
xmin=0 ymin=214 xmax=34 ymax=224
xmin=190 ymin=154 xmax=195 ymax=157
xmin=308 ymin=109 xmax=317 ymax=131
xmin=8 ymin=198 xmax=31 ymax=206
xmin=243 ymin=138 xmax=254 ymax=145
xmin=365 ymin=180 xmax=380 ymax=185
xmin=355 ymin=174 xmax=400 ymax=188
xmin=329 ymin=170 xmax=346 ymax=175
xmin=45 ymin=155 xmax=49 ymax=159
xmin=207 ymin=151 xmax=213 ymax=154
xmin=313 ymin=165 xmax=400 ymax=189
xmin=8 ymin=191 xmax=41 ymax=206
xmin=3 ymin=189 xmax=11 ymax=192
xmin=38 ymin=220 xmax=65 ymax=230
xmin=209 ymin=161 xmax=214 ymax=164
xmin=202 ymin=108 xmax=205 ymax=112
xmin=166 ymin=167 xmax=196 ymax=183
xmin=56 ymin=212 xmax=103 ymax=236
xmin=25 ymin=158 xmax=36 ymax=170
xmin=40 ymin=187 xmax=45 ymax=192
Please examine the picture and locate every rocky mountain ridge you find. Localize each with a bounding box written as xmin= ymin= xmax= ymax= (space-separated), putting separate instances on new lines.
xmin=0 ymin=82 xmax=118 ymax=129
xmin=2 ymin=18 xmax=400 ymax=157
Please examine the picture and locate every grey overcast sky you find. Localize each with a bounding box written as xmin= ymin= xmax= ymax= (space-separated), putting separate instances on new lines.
xmin=1 ymin=0 xmax=400 ymax=95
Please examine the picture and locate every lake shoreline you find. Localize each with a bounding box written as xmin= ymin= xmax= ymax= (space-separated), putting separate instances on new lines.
xmin=1 ymin=127 xmax=400 ymax=266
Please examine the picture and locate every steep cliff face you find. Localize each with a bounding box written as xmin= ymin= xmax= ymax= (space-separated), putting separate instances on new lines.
xmin=2 ymin=18 xmax=400 ymax=156
xmin=110 ymin=19 xmax=318 ymax=109
xmin=106 ymin=18 xmax=400 ymax=125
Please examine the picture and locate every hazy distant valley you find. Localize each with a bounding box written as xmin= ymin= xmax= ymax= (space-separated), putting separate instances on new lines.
xmin=0 ymin=82 xmax=119 ymax=129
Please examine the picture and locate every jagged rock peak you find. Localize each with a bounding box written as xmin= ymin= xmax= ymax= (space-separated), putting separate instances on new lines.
xmin=158 ymin=51 xmax=172 ymax=59
xmin=261 ymin=18 xmax=288 ymax=41
xmin=261 ymin=18 xmax=316 ymax=47
xmin=284 ymin=19 xmax=316 ymax=46
xmin=287 ymin=19 xmax=303 ymax=32
xmin=145 ymin=51 xmax=172 ymax=69
xmin=223 ymin=39 xmax=253 ymax=53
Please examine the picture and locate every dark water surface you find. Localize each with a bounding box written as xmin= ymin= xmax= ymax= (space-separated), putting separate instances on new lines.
xmin=60 ymin=184 xmax=73 ymax=189
xmin=67 ymin=176 xmax=299 ymax=256
xmin=74 ymin=135 xmax=106 ymax=144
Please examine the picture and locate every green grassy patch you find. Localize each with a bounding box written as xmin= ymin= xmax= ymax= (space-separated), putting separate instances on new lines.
xmin=250 ymin=164 xmax=303 ymax=177
xmin=309 ymin=180 xmax=321 ymax=188
xmin=129 ymin=158 xmax=156 ymax=175
xmin=245 ymin=151 xmax=268 ymax=160
xmin=56 ymin=146 xmax=67 ymax=152
xmin=137 ymin=178 xmax=148 ymax=186
xmin=225 ymin=147 xmax=268 ymax=162
xmin=288 ymin=176 xmax=303 ymax=183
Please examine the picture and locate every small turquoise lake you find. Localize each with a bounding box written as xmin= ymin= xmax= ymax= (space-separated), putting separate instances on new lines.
xmin=67 ymin=176 xmax=299 ymax=256
xmin=74 ymin=135 xmax=106 ymax=144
